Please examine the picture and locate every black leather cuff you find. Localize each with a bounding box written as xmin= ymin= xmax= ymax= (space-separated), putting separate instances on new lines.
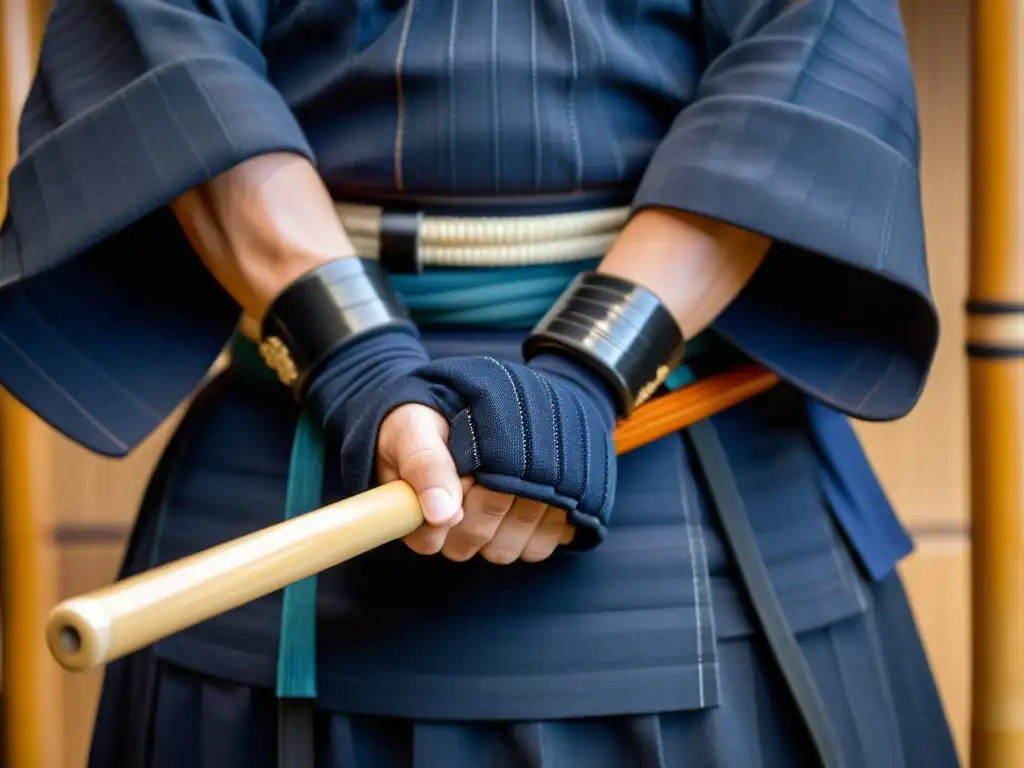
xmin=258 ymin=257 xmax=417 ymax=398
xmin=522 ymin=272 xmax=685 ymax=416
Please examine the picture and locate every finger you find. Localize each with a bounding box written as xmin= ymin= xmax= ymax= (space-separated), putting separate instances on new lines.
xmin=403 ymin=506 xmax=464 ymax=555
xmin=480 ymin=497 xmax=548 ymax=565
xmin=379 ymin=404 xmax=464 ymax=526
xmin=401 ymin=456 xmax=476 ymax=555
xmin=520 ymin=507 xmax=573 ymax=563
xmin=440 ymin=485 xmax=516 ymax=562
xmin=404 ymin=476 xmax=475 ymax=555
xmin=401 ymin=462 xmax=473 ymax=555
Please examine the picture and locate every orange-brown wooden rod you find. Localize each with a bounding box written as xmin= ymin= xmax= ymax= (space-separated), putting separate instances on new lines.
xmin=45 ymin=364 xmax=780 ymax=673
xmin=969 ymin=2 xmax=1024 ymax=765
xmin=0 ymin=1 xmax=64 ymax=766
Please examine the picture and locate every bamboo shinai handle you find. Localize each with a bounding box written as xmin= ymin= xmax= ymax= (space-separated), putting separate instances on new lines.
xmin=46 ymin=364 xmax=779 ymax=673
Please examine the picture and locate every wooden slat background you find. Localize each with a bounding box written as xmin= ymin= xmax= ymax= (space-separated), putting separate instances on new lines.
xmin=861 ymin=0 xmax=972 ymax=757
xmin=1 ymin=0 xmax=976 ymax=765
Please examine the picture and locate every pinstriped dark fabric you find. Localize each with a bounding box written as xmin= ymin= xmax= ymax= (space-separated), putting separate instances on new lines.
xmin=636 ymin=0 xmax=934 ymax=422
xmin=0 ymin=0 xmax=933 ymax=452
xmin=0 ymin=0 xmax=933 ymax=456
xmin=97 ymin=576 xmax=951 ymax=768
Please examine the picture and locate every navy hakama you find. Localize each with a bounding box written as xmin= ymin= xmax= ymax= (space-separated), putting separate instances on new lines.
xmin=84 ymin=331 xmax=957 ymax=767
xmin=92 ymin=577 xmax=949 ymax=768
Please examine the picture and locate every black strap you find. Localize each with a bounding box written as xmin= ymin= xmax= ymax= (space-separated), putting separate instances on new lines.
xmin=687 ymin=419 xmax=844 ymax=768
xmin=278 ymin=699 xmax=316 ymax=768
xmin=379 ymin=210 xmax=424 ymax=274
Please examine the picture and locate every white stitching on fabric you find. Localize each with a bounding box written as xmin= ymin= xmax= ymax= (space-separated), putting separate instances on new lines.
xmin=17 ymin=299 xmax=165 ymax=420
xmin=465 ymin=409 xmax=481 ymax=470
xmin=691 ymin=492 xmax=717 ymax=697
xmin=557 ymin=0 xmax=583 ymax=189
xmin=526 ymin=367 xmax=561 ymax=487
xmin=854 ymin=354 xmax=899 ymax=413
xmin=529 ymin=0 xmax=542 ymax=187
xmin=574 ymin=391 xmax=591 ymax=503
xmin=679 ymin=453 xmax=710 ymax=707
xmin=598 ymin=425 xmax=612 ymax=517
xmin=876 ymin=166 xmax=899 ymax=269
xmin=0 ymin=332 xmax=129 ymax=451
xmin=549 ymin=380 xmax=567 ymax=489
xmin=447 ymin=0 xmax=460 ymax=193
xmin=491 ymin=0 xmax=502 ymax=192
xmin=486 ymin=356 xmax=528 ymax=477
xmin=393 ymin=0 xmax=417 ymax=192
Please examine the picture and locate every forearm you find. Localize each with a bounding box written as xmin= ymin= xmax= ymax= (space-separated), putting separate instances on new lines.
xmin=598 ymin=209 xmax=770 ymax=339
xmin=170 ymin=152 xmax=357 ymax=324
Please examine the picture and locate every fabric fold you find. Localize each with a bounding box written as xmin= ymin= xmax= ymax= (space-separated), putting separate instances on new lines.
xmin=633 ymin=0 xmax=936 ymax=421
xmin=0 ymin=0 xmax=313 ymax=455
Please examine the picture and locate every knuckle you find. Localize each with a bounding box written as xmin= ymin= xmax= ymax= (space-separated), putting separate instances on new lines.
xmin=512 ymin=505 xmax=545 ymax=525
xmin=440 ymin=543 xmax=476 ymax=562
xmin=481 ymin=547 xmax=518 ymax=566
xmin=539 ymin=521 xmax=570 ymax=539
xmin=520 ymin=530 xmax=562 ymax=563
xmin=519 ymin=545 xmax=555 ymax=563
xmin=403 ymin=529 xmax=446 ymax=556
xmin=441 ymin=529 xmax=485 ymax=560
xmin=455 ymin=528 xmax=493 ymax=549
xmin=546 ymin=508 xmax=569 ymax=525
xmin=404 ymin=540 xmax=440 ymax=556
xmin=476 ymin=496 xmax=513 ymax=520
xmin=400 ymin=446 xmax=447 ymax=477
xmin=444 ymin=519 xmax=494 ymax=550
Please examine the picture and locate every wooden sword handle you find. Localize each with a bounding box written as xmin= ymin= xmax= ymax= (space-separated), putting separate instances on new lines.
xmin=46 ymin=364 xmax=779 ymax=672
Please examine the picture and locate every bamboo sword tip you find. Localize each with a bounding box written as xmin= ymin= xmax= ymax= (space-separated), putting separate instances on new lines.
xmin=46 ymin=598 xmax=112 ymax=672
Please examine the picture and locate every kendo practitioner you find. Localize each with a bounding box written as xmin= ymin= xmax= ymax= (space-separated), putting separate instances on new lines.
xmin=0 ymin=0 xmax=959 ymax=766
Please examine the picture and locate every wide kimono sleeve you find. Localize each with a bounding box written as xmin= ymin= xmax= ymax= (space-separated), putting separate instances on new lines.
xmin=633 ymin=0 xmax=936 ymax=421
xmin=0 ymin=0 xmax=313 ymax=456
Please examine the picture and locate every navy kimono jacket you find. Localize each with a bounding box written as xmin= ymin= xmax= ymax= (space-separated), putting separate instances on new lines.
xmin=0 ymin=0 xmax=938 ymax=721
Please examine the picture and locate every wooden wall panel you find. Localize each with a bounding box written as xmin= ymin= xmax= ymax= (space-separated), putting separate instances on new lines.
xmin=51 ymin=419 xmax=179 ymax=768
xmin=858 ymin=0 xmax=972 ymax=532
xmin=57 ymin=545 xmax=124 ymax=768
xmin=0 ymin=0 xmax=60 ymax=766
xmin=861 ymin=0 xmax=973 ymax=759
xmin=900 ymin=541 xmax=972 ymax=759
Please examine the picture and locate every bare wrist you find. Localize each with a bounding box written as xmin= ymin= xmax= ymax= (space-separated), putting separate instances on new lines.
xmin=171 ymin=152 xmax=359 ymax=320
xmin=599 ymin=208 xmax=769 ymax=336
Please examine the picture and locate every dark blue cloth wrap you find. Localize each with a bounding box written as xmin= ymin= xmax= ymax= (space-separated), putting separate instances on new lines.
xmin=419 ymin=353 xmax=617 ymax=548
xmin=302 ymin=330 xmax=430 ymax=485
xmin=304 ymin=329 xmax=618 ymax=548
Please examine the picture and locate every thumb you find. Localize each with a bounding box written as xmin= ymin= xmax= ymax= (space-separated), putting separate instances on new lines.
xmin=378 ymin=403 xmax=464 ymax=526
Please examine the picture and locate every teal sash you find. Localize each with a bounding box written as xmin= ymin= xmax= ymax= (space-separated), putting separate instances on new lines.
xmin=277 ymin=412 xmax=324 ymax=699
xmin=228 ymin=334 xmax=323 ymax=700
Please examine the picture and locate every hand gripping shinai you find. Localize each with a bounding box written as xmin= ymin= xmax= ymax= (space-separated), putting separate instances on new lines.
xmin=46 ymin=364 xmax=779 ymax=672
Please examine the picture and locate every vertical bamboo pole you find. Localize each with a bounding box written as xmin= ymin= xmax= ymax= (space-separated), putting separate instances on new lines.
xmin=968 ymin=2 xmax=1024 ymax=766
xmin=0 ymin=0 xmax=61 ymax=766
xmin=0 ymin=414 xmax=60 ymax=768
